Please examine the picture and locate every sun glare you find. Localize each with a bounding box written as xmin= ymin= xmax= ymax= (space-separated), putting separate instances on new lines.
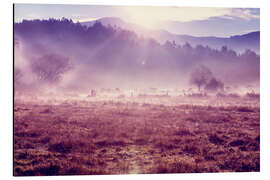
xmin=119 ymin=6 xmax=231 ymax=29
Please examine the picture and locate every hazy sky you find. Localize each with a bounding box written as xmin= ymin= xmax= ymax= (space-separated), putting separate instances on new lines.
xmin=14 ymin=4 xmax=260 ymax=37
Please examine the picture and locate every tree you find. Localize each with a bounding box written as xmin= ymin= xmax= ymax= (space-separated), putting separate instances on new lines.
xmin=204 ymin=77 xmax=224 ymax=92
xmin=189 ymin=65 xmax=213 ymax=91
xmin=31 ymin=54 xmax=73 ymax=83
xmin=221 ymin=46 xmax=228 ymax=53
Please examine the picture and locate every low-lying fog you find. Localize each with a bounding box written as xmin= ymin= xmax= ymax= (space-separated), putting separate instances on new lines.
xmin=14 ymin=19 xmax=260 ymax=105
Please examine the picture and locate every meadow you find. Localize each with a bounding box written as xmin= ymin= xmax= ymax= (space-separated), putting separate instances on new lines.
xmin=14 ymin=95 xmax=260 ymax=175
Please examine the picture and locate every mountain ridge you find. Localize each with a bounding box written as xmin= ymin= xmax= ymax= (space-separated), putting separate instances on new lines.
xmin=81 ymin=17 xmax=260 ymax=53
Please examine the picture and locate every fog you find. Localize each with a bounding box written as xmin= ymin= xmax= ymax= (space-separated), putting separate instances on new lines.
xmin=14 ymin=19 xmax=260 ymax=99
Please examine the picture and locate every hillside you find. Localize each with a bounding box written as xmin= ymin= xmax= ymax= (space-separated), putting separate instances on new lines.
xmin=81 ymin=17 xmax=260 ymax=53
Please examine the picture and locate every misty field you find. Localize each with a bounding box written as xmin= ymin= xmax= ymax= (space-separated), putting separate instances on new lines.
xmin=13 ymin=4 xmax=261 ymax=176
xmin=14 ymin=96 xmax=260 ymax=176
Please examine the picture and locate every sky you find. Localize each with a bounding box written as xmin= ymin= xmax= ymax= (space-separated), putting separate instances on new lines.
xmin=14 ymin=4 xmax=260 ymax=37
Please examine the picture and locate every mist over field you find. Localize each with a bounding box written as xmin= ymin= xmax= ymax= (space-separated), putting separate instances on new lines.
xmin=14 ymin=6 xmax=260 ymax=176
xmin=14 ymin=18 xmax=259 ymax=98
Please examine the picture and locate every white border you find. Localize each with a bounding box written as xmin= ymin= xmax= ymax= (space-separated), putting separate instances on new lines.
xmin=11 ymin=0 xmax=262 ymax=7
xmin=1 ymin=0 xmax=269 ymax=180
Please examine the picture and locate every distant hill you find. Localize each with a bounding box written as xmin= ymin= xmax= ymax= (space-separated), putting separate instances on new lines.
xmin=155 ymin=31 xmax=260 ymax=54
xmin=81 ymin=17 xmax=260 ymax=53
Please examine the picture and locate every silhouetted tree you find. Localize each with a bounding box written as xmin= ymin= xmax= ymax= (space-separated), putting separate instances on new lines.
xmin=31 ymin=54 xmax=73 ymax=83
xmin=189 ymin=65 xmax=213 ymax=91
xmin=221 ymin=46 xmax=228 ymax=53
xmin=204 ymin=77 xmax=224 ymax=92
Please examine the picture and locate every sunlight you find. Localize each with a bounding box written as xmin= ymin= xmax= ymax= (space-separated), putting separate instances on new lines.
xmin=119 ymin=6 xmax=231 ymax=29
xmin=13 ymin=5 xmax=260 ymax=176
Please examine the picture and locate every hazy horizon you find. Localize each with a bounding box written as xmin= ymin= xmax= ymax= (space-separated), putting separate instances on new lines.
xmin=14 ymin=4 xmax=259 ymax=37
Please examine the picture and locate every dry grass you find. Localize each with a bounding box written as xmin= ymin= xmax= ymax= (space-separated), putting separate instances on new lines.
xmin=14 ymin=100 xmax=260 ymax=176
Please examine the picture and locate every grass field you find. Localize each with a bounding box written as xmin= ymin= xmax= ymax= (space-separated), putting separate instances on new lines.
xmin=14 ymin=97 xmax=260 ymax=175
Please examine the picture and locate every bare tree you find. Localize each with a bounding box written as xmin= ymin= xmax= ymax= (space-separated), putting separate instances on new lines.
xmin=189 ymin=65 xmax=213 ymax=91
